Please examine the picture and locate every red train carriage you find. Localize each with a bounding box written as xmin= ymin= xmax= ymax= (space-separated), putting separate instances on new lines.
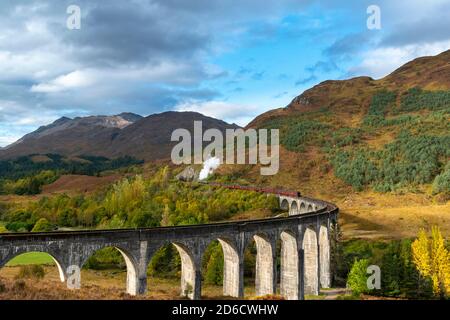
xmin=202 ymin=182 xmax=300 ymax=197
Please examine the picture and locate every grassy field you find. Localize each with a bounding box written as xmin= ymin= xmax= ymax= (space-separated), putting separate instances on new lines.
xmin=6 ymin=252 xmax=55 ymax=266
xmin=0 ymin=266 xmax=260 ymax=300
xmin=0 ymin=265 xmax=340 ymax=300
xmin=338 ymin=192 xmax=450 ymax=240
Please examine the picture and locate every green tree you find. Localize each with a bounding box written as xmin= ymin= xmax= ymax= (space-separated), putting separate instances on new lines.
xmin=31 ymin=218 xmax=55 ymax=232
xmin=347 ymin=258 xmax=370 ymax=296
xmin=58 ymin=208 xmax=78 ymax=227
xmin=204 ymin=244 xmax=224 ymax=285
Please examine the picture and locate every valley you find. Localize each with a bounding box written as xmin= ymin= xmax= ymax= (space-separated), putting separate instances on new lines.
xmin=0 ymin=50 xmax=449 ymax=300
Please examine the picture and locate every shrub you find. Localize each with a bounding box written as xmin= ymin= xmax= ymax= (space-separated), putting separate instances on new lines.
xmin=84 ymin=247 xmax=126 ymax=270
xmin=12 ymin=279 xmax=26 ymax=291
xmin=346 ymin=258 xmax=370 ymax=296
xmin=432 ymin=163 xmax=450 ymax=194
xmin=363 ymin=90 xmax=397 ymax=126
xmin=31 ymin=218 xmax=55 ymax=232
xmin=280 ymin=120 xmax=330 ymax=152
xmin=331 ymin=130 xmax=450 ymax=191
xmin=15 ymin=265 xmax=45 ymax=280
xmin=58 ymin=208 xmax=78 ymax=227
xmin=400 ymin=88 xmax=450 ymax=112
xmin=147 ymin=244 xmax=181 ymax=278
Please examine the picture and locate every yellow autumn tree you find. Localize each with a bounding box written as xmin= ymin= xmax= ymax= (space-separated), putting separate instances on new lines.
xmin=412 ymin=226 xmax=450 ymax=298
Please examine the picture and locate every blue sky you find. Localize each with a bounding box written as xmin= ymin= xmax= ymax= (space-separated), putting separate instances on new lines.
xmin=0 ymin=0 xmax=449 ymax=146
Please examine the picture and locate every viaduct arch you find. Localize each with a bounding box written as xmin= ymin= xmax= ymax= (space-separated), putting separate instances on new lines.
xmin=0 ymin=192 xmax=338 ymax=300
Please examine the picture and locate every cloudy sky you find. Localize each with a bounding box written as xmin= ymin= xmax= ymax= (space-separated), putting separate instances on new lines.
xmin=0 ymin=0 xmax=449 ymax=146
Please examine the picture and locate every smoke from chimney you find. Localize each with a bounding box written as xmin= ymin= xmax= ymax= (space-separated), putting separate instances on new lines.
xmin=199 ymin=157 xmax=220 ymax=180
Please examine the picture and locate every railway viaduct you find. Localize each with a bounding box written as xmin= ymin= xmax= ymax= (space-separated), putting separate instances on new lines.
xmin=0 ymin=193 xmax=338 ymax=300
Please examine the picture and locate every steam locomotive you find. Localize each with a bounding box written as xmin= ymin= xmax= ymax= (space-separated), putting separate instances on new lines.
xmin=202 ymin=181 xmax=301 ymax=198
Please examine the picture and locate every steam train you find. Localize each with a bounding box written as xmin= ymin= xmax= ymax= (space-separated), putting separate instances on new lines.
xmin=201 ymin=181 xmax=301 ymax=198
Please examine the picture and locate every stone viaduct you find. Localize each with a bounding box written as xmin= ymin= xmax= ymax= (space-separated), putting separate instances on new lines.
xmin=0 ymin=193 xmax=338 ymax=300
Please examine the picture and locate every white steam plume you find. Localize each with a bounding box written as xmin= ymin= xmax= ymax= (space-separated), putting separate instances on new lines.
xmin=199 ymin=157 xmax=221 ymax=180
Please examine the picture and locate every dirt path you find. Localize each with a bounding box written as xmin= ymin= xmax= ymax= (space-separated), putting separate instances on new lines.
xmin=322 ymin=288 xmax=348 ymax=300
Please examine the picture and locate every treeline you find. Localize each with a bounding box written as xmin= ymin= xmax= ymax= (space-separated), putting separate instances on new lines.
xmin=0 ymin=167 xmax=280 ymax=232
xmin=400 ymin=87 xmax=450 ymax=112
xmin=343 ymin=228 xmax=450 ymax=299
xmin=0 ymin=154 xmax=143 ymax=195
xmin=263 ymin=88 xmax=450 ymax=194
xmin=0 ymin=170 xmax=59 ymax=195
xmin=331 ymin=130 xmax=449 ymax=192
xmin=336 ymin=239 xmax=433 ymax=298
xmin=363 ymin=90 xmax=397 ymax=126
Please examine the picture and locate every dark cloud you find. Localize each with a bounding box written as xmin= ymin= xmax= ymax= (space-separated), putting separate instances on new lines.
xmin=381 ymin=17 xmax=450 ymax=47
xmin=294 ymin=60 xmax=339 ymax=87
xmin=62 ymin=3 xmax=210 ymax=67
xmin=323 ymin=33 xmax=370 ymax=59
xmin=306 ymin=60 xmax=339 ymax=74
xmin=295 ymin=74 xmax=317 ymax=86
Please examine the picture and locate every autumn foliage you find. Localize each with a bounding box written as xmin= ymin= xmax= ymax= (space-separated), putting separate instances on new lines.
xmin=412 ymin=227 xmax=450 ymax=298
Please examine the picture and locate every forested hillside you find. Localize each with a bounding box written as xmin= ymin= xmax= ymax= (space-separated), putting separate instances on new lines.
xmin=229 ymin=51 xmax=450 ymax=200
xmin=0 ymin=154 xmax=142 ymax=195
xmin=258 ymin=88 xmax=450 ymax=194
xmin=0 ymin=167 xmax=279 ymax=233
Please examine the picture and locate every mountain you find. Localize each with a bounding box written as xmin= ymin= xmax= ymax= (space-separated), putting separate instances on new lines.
xmin=0 ymin=111 xmax=239 ymax=161
xmin=223 ymin=50 xmax=450 ymax=201
xmin=104 ymin=111 xmax=239 ymax=161
xmin=248 ymin=50 xmax=450 ymax=129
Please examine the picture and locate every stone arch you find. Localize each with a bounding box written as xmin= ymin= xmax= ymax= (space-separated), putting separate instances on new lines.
xmin=319 ymin=225 xmax=331 ymax=288
xmin=0 ymin=250 xmax=66 ymax=282
xmin=252 ymin=233 xmax=275 ymax=297
xmin=300 ymin=202 xmax=306 ymax=213
xmin=280 ymin=231 xmax=299 ymax=300
xmin=303 ymin=227 xmax=318 ymax=295
xmin=81 ymin=245 xmax=139 ymax=296
xmin=280 ymin=198 xmax=289 ymax=211
xmin=290 ymin=201 xmax=298 ymax=215
xmin=307 ymin=204 xmax=313 ymax=212
xmin=217 ymin=237 xmax=241 ymax=298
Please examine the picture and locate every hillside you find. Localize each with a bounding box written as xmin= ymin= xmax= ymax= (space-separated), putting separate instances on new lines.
xmin=248 ymin=50 xmax=450 ymax=128
xmin=234 ymin=50 xmax=450 ymax=194
xmin=0 ymin=111 xmax=239 ymax=161
xmin=213 ymin=50 xmax=450 ymax=238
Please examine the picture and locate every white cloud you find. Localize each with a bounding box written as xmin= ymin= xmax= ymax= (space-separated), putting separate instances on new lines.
xmin=174 ymin=100 xmax=262 ymax=126
xmin=31 ymin=70 xmax=94 ymax=93
xmin=31 ymin=61 xmax=210 ymax=94
xmin=0 ymin=135 xmax=21 ymax=147
xmin=0 ymin=99 xmax=71 ymax=146
xmin=349 ymin=41 xmax=450 ymax=79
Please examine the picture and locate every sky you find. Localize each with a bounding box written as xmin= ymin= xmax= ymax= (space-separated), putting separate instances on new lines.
xmin=0 ymin=0 xmax=449 ymax=146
